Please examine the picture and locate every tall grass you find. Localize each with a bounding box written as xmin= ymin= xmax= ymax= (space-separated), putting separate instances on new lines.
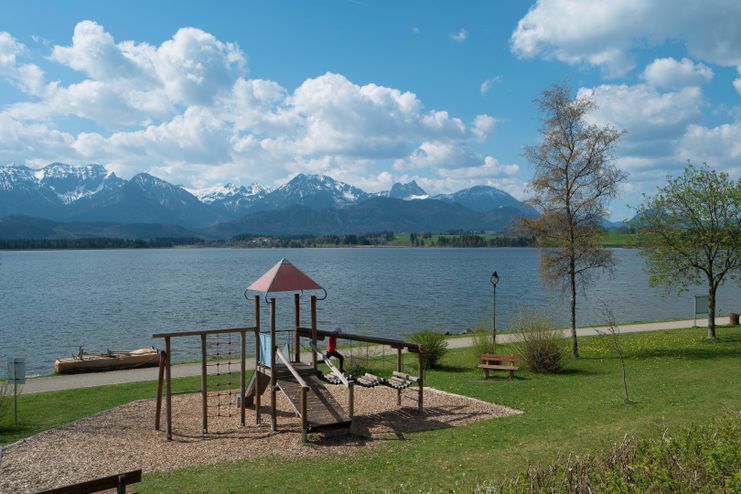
xmin=480 ymin=414 xmax=741 ymax=493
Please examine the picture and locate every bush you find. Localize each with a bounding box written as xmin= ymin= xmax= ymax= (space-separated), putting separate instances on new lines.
xmin=411 ymin=330 xmax=448 ymax=369
xmin=481 ymin=414 xmax=741 ymax=493
xmin=512 ymin=313 xmax=563 ymax=373
xmin=471 ymin=326 xmax=497 ymax=363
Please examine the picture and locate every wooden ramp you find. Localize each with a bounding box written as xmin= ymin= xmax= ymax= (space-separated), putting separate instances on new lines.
xmin=242 ymin=371 xmax=270 ymax=407
xmin=277 ymin=374 xmax=351 ymax=433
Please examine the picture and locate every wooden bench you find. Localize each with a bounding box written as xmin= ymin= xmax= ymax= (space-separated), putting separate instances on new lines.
xmin=478 ymin=354 xmax=520 ymax=380
xmin=36 ymin=470 xmax=142 ymax=494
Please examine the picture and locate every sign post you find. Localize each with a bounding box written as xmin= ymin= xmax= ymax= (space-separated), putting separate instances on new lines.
xmin=7 ymin=358 xmax=26 ymax=426
xmin=694 ymin=295 xmax=709 ymax=327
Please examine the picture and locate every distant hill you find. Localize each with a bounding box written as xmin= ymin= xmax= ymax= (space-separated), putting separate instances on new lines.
xmin=0 ymin=215 xmax=205 ymax=240
xmin=206 ymin=197 xmax=529 ymax=238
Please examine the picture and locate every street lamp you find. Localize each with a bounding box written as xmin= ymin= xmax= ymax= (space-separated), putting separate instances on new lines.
xmin=490 ymin=271 xmax=499 ymax=346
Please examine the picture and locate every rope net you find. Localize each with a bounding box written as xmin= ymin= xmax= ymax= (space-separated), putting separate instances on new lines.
xmin=206 ymin=333 xmax=234 ymax=418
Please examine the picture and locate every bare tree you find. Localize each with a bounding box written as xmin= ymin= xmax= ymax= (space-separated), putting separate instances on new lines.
xmin=523 ymin=82 xmax=626 ymax=357
xmin=595 ymin=304 xmax=631 ymax=404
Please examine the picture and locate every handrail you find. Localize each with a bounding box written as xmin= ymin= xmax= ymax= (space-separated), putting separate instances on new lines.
xmin=310 ymin=341 xmax=349 ymax=387
xmin=153 ymin=326 xmax=259 ymax=339
xmin=298 ymin=327 xmax=422 ymax=353
xmin=275 ymin=348 xmax=308 ymax=389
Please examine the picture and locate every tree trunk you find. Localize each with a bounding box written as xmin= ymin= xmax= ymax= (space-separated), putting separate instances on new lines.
xmin=707 ymin=281 xmax=717 ymax=339
xmin=570 ymin=265 xmax=579 ymax=357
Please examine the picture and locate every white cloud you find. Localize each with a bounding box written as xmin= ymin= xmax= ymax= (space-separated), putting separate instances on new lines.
xmin=579 ymin=83 xmax=703 ymax=163
xmin=0 ymin=22 xmax=501 ymax=192
xmin=642 ymin=57 xmax=713 ymax=88
xmin=450 ymin=29 xmax=468 ymax=43
xmin=472 ymin=114 xmax=496 ymax=139
xmin=0 ymin=32 xmax=46 ymax=95
xmin=511 ymin=0 xmax=741 ymax=80
xmin=678 ymin=123 xmax=741 ymax=168
xmin=480 ymin=76 xmax=502 ymax=94
xmin=734 ymin=68 xmax=741 ymax=95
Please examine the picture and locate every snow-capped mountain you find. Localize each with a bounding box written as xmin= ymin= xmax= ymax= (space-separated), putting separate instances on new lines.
xmin=0 ymin=164 xmax=67 ymax=218
xmin=434 ymin=185 xmax=531 ymax=213
xmin=387 ymin=180 xmax=430 ymax=200
xmin=36 ymin=162 xmax=125 ymax=204
xmin=191 ymin=182 xmax=270 ymax=215
xmin=64 ymin=173 xmax=222 ymax=227
xmin=250 ymin=173 xmax=369 ymax=212
xmin=0 ymin=162 xmax=537 ymax=233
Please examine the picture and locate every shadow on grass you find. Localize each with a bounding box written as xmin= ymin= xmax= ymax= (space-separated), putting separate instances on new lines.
xmin=430 ymin=364 xmax=473 ymax=374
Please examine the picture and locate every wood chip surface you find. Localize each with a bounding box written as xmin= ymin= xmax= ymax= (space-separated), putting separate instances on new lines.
xmin=0 ymin=386 xmax=519 ymax=493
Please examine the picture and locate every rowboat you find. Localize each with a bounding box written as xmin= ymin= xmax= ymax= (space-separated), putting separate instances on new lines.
xmin=54 ymin=347 xmax=160 ymax=374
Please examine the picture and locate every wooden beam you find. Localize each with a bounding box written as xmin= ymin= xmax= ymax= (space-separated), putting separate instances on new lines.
xmin=165 ymin=336 xmax=172 ymax=441
xmin=270 ymin=297 xmax=277 ymax=432
xmin=418 ymin=346 xmax=424 ymax=414
xmin=254 ymin=296 xmax=261 ymax=425
xmin=154 ymin=350 xmax=166 ymax=431
xmin=297 ymin=327 xmax=420 ymax=352
xmin=294 ymin=293 xmax=301 ymax=363
xmin=36 ymin=469 xmax=142 ymax=494
xmin=301 ymin=386 xmax=308 ymax=443
xmin=240 ymin=329 xmax=246 ymax=427
xmin=396 ymin=347 xmax=402 ymax=407
xmin=153 ymin=326 xmax=258 ymax=339
xmin=311 ymin=296 xmax=317 ymax=371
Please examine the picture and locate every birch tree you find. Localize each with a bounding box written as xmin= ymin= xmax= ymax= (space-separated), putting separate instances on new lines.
xmin=523 ymin=83 xmax=626 ymax=357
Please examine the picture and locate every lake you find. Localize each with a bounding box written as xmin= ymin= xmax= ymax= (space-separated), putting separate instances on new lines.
xmin=2 ymin=247 xmax=740 ymax=376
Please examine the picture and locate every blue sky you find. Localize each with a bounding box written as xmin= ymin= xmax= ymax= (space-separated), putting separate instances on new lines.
xmin=1 ymin=0 xmax=740 ymax=219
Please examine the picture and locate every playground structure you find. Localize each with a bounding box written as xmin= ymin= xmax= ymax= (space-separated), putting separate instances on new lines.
xmin=152 ymin=259 xmax=425 ymax=442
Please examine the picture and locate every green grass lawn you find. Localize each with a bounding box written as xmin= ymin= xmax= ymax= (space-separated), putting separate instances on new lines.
xmin=2 ymin=326 xmax=739 ymax=493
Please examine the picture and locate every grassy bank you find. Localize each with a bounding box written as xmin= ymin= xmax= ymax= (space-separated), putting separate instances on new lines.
xmin=2 ymin=326 xmax=739 ymax=492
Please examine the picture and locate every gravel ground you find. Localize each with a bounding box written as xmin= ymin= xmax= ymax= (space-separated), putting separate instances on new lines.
xmin=0 ymin=386 xmax=519 ymax=493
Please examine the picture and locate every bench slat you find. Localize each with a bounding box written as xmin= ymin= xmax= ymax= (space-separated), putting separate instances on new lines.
xmin=478 ymin=364 xmax=518 ymax=371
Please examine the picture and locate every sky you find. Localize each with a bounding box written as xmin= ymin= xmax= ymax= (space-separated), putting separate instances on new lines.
xmin=1 ymin=0 xmax=740 ymax=220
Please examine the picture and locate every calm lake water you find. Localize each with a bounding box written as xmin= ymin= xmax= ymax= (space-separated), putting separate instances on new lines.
xmin=2 ymin=247 xmax=740 ymax=376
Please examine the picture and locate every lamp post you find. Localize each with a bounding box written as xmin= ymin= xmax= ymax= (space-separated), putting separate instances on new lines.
xmin=490 ymin=271 xmax=499 ymax=346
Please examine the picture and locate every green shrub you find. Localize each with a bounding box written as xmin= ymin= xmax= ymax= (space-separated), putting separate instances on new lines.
xmin=512 ymin=313 xmax=563 ymax=373
xmin=471 ymin=326 xmax=497 ymax=363
xmin=411 ymin=330 xmax=448 ymax=369
xmin=483 ymin=414 xmax=741 ymax=493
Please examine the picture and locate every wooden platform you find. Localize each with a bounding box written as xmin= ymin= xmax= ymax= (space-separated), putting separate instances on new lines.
xmin=277 ymin=374 xmax=351 ymax=433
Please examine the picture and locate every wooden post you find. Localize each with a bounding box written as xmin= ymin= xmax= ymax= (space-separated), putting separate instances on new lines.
xmin=255 ymin=296 xmax=261 ymax=425
xmin=240 ymin=329 xmax=246 ymax=427
xmin=154 ymin=350 xmax=166 ymax=431
xmin=200 ymin=333 xmax=208 ymax=434
xmin=311 ymin=295 xmax=318 ymax=371
xmin=396 ymin=348 xmax=402 ymax=407
xmin=348 ymin=381 xmax=354 ymax=419
xmin=270 ymin=298 xmax=277 ymax=432
xmin=294 ymin=293 xmax=301 ymax=363
xmin=301 ymin=386 xmax=308 ymax=443
xmin=417 ymin=345 xmax=424 ymax=414
xmin=165 ymin=336 xmax=172 ymax=440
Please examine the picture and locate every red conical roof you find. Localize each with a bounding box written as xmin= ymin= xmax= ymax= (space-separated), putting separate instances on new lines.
xmin=247 ymin=258 xmax=323 ymax=294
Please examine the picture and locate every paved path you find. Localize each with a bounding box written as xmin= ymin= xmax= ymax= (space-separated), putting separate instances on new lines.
xmin=20 ymin=317 xmax=729 ymax=395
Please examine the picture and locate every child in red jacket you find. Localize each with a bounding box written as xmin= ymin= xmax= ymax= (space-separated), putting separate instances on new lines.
xmin=325 ymin=327 xmax=345 ymax=373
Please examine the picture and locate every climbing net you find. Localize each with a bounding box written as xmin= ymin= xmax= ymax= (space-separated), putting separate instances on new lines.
xmin=206 ymin=333 xmax=234 ymax=418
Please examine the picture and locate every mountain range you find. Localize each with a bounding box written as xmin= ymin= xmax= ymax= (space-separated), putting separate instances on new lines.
xmin=0 ymin=163 xmax=536 ymax=239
